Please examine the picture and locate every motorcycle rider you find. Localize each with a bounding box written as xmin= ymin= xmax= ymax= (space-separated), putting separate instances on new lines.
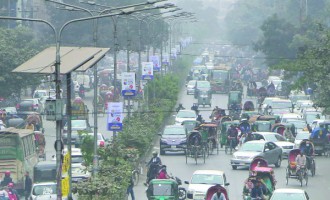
xmin=1 ymin=171 xmax=12 ymax=187
xmin=267 ymin=82 xmax=275 ymax=97
xmin=145 ymin=151 xmax=162 ymax=185
xmin=157 ymin=165 xmax=170 ymax=179
xmin=191 ymin=103 xmax=199 ymax=115
xmin=176 ymin=103 xmax=185 ymax=112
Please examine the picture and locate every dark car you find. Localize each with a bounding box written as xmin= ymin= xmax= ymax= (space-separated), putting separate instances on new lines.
xmin=16 ymin=99 xmax=42 ymax=115
xmin=63 ymin=120 xmax=92 ymax=145
xmin=159 ymin=125 xmax=187 ymax=155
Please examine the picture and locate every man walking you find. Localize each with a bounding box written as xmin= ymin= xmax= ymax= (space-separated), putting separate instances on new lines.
xmin=24 ymin=171 xmax=32 ymax=200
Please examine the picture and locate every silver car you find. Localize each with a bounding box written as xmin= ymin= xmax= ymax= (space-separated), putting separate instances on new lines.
xmin=186 ymin=80 xmax=196 ymax=95
xmin=230 ymin=140 xmax=282 ymax=170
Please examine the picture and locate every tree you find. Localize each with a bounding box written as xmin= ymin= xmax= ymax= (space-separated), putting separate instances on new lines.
xmin=254 ymin=14 xmax=297 ymax=67
xmin=0 ymin=27 xmax=43 ymax=98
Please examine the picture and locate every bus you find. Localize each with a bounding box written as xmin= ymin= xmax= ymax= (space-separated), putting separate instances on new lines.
xmin=0 ymin=128 xmax=39 ymax=192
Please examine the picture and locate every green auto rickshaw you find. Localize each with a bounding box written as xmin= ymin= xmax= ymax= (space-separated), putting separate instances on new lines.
xmin=146 ymin=179 xmax=181 ymax=200
xmin=197 ymin=90 xmax=212 ymax=107
xmin=228 ymin=91 xmax=242 ymax=109
xmin=220 ymin=120 xmax=240 ymax=148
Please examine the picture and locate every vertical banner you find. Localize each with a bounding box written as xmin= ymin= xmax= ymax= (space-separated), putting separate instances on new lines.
xmin=162 ymin=54 xmax=169 ymax=65
xmin=121 ymin=72 xmax=136 ymax=96
xmin=107 ymin=102 xmax=123 ymax=131
xmin=149 ymin=55 xmax=161 ymax=72
xmin=142 ymin=62 xmax=154 ymax=80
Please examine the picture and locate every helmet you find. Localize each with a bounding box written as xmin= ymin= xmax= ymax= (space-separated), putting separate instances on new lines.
xmin=8 ymin=183 xmax=14 ymax=188
xmin=152 ymin=151 xmax=158 ymax=156
xmin=5 ymin=171 xmax=10 ymax=176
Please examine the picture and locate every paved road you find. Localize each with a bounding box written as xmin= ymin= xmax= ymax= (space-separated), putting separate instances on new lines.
xmin=133 ymin=85 xmax=329 ymax=200
xmin=41 ymin=86 xmax=329 ymax=200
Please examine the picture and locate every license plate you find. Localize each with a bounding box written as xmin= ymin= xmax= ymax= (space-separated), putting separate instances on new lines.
xmin=171 ymin=145 xmax=176 ymax=149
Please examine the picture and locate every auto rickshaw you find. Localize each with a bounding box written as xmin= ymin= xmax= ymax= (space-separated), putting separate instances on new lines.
xmin=220 ymin=120 xmax=239 ymax=148
xmin=249 ymin=115 xmax=278 ymax=132
xmin=197 ymin=90 xmax=211 ymax=107
xmin=228 ymin=91 xmax=242 ymax=109
xmin=146 ymin=179 xmax=181 ymax=200
xmin=240 ymin=111 xmax=259 ymax=121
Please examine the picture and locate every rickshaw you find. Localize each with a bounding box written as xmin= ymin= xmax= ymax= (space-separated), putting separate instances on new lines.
xmin=240 ymin=111 xmax=259 ymax=121
xmin=99 ymin=84 xmax=109 ymax=99
xmin=197 ymin=90 xmax=211 ymax=107
xmin=243 ymin=158 xmax=276 ymax=200
xmin=185 ymin=130 xmax=206 ymax=164
xmin=146 ymin=179 xmax=184 ymax=200
xmin=310 ymin=122 xmax=330 ymax=155
xmin=26 ymin=112 xmax=44 ymax=132
xmin=182 ymin=120 xmax=199 ymax=134
xmin=35 ymin=131 xmax=46 ymax=161
xmin=243 ymin=101 xmax=255 ymax=111
xmin=6 ymin=117 xmax=25 ymax=129
xmin=299 ymin=139 xmax=316 ymax=176
xmin=286 ymin=149 xmax=308 ymax=186
xmin=220 ymin=120 xmax=239 ymax=148
xmin=271 ymin=123 xmax=296 ymax=138
xmin=205 ymin=184 xmax=229 ymax=200
xmin=196 ymin=123 xmax=219 ymax=155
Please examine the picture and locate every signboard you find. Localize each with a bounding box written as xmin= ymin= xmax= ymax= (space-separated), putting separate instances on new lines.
xmin=62 ymin=176 xmax=69 ymax=197
xmin=107 ymin=102 xmax=123 ymax=131
xmin=121 ymin=72 xmax=136 ymax=96
xmin=142 ymin=62 xmax=154 ymax=80
xmin=149 ymin=55 xmax=161 ymax=72
xmin=162 ymin=54 xmax=169 ymax=65
xmin=62 ymin=151 xmax=70 ymax=173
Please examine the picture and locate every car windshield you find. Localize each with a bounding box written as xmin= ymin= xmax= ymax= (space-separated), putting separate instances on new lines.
xmin=191 ymin=174 xmax=224 ymax=185
xmin=295 ymin=133 xmax=310 ymax=140
xmin=272 ymin=101 xmax=292 ymax=109
xmin=258 ymin=123 xmax=270 ymax=132
xmin=287 ymin=120 xmax=306 ymax=129
xmin=176 ymin=111 xmax=196 ymax=118
xmin=264 ymin=134 xmax=285 ymax=142
xmin=305 ymin=113 xmax=324 ymax=124
xmin=240 ymin=142 xmax=264 ymax=152
xmin=163 ymin=127 xmax=185 ymax=135
xmin=188 ymin=81 xmax=196 ymax=86
xmin=71 ymin=120 xmax=86 ymax=128
xmin=152 ymin=184 xmax=173 ymax=196
xmin=72 ymin=155 xmax=83 ymax=163
xmin=33 ymin=184 xmax=57 ymax=195
xmin=270 ymin=193 xmax=305 ymax=200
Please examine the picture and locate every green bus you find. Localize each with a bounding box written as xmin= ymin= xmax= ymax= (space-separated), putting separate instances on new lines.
xmin=0 ymin=127 xmax=39 ymax=192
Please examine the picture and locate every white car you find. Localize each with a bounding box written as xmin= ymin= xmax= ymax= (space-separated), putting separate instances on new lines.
xmin=87 ymin=132 xmax=107 ymax=147
xmin=175 ymin=110 xmax=197 ymax=125
xmin=252 ymin=132 xmax=294 ymax=158
xmin=30 ymin=182 xmax=68 ymax=200
xmin=186 ymin=80 xmax=197 ymax=95
xmin=261 ymin=97 xmax=280 ymax=114
xmin=280 ymin=113 xmax=302 ymax=123
xmin=294 ymin=131 xmax=310 ymax=148
xmin=270 ymin=188 xmax=310 ymax=200
xmin=185 ymin=170 xmax=229 ymax=200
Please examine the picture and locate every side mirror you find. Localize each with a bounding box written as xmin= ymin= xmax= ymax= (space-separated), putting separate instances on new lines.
xmin=225 ymin=183 xmax=230 ymax=186
xmin=184 ymin=181 xmax=189 ymax=185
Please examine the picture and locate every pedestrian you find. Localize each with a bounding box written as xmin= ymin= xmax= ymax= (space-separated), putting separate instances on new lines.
xmin=126 ymin=176 xmax=135 ymax=200
xmin=24 ymin=171 xmax=32 ymax=200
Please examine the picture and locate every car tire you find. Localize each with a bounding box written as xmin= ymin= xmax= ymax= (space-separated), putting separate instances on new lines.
xmin=275 ymin=157 xmax=282 ymax=168
xmin=232 ymin=165 xmax=237 ymax=170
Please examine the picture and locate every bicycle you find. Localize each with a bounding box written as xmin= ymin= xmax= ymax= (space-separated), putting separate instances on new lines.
xmin=225 ymin=137 xmax=237 ymax=154
xmin=132 ymin=164 xmax=141 ymax=186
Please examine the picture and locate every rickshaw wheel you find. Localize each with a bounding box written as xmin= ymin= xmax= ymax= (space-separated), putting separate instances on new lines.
xmin=185 ymin=149 xmax=188 ymax=164
xmin=285 ymin=168 xmax=289 ymax=185
xmin=304 ymin=172 xmax=308 ymax=186
xmin=299 ymin=171 xmax=303 ymax=187
xmin=194 ymin=148 xmax=198 ymax=165
xmin=208 ymin=141 xmax=214 ymax=155
xmin=311 ymin=160 xmax=316 ymax=176
xmin=203 ymin=148 xmax=206 ymax=164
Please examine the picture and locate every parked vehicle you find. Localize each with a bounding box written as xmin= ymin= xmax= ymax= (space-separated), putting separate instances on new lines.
xmin=0 ymin=128 xmax=39 ymax=192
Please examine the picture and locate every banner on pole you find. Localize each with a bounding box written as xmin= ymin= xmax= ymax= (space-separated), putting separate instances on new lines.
xmin=142 ymin=62 xmax=154 ymax=80
xmin=121 ymin=72 xmax=136 ymax=96
xmin=107 ymin=102 xmax=123 ymax=131
xmin=149 ymin=55 xmax=161 ymax=72
xmin=162 ymin=54 xmax=169 ymax=65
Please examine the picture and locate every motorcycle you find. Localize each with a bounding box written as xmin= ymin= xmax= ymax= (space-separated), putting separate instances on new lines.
xmin=172 ymin=176 xmax=187 ymax=200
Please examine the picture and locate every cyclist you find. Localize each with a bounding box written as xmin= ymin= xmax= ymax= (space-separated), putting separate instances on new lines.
xmin=295 ymin=151 xmax=306 ymax=175
xmin=227 ymin=125 xmax=238 ymax=150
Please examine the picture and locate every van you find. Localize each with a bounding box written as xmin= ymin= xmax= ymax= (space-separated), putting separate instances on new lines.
xmin=33 ymin=161 xmax=57 ymax=183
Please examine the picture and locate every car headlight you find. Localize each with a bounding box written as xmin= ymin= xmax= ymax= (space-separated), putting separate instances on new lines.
xmin=160 ymin=139 xmax=167 ymax=145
